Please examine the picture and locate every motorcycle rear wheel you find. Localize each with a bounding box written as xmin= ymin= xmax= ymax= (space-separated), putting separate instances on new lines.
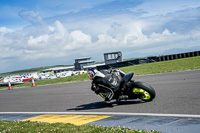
xmin=132 ymin=81 xmax=156 ymax=101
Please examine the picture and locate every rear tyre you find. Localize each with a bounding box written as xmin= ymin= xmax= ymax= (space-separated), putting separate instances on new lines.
xmin=132 ymin=81 xmax=156 ymax=101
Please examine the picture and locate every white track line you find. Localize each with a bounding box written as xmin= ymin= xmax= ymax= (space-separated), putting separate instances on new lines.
xmin=0 ymin=112 xmax=200 ymax=118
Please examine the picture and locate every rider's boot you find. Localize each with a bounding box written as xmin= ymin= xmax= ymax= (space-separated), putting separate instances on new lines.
xmin=105 ymin=97 xmax=116 ymax=104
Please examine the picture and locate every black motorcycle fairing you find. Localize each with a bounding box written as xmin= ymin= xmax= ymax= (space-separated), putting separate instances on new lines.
xmin=123 ymin=72 xmax=134 ymax=83
xmin=119 ymin=72 xmax=134 ymax=91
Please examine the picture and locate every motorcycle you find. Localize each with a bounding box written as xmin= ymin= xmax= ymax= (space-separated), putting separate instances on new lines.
xmin=93 ymin=71 xmax=156 ymax=103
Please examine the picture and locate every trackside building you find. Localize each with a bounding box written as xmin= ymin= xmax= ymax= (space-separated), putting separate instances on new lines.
xmin=74 ymin=57 xmax=95 ymax=71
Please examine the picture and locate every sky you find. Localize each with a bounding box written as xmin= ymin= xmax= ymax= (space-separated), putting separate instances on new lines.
xmin=0 ymin=0 xmax=200 ymax=73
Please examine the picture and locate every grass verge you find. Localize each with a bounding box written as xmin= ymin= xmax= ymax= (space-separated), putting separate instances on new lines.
xmin=1 ymin=56 xmax=200 ymax=90
xmin=0 ymin=120 xmax=159 ymax=133
xmin=119 ymin=56 xmax=200 ymax=75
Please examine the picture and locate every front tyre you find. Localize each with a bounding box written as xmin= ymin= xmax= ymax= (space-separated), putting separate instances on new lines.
xmin=132 ymin=81 xmax=156 ymax=101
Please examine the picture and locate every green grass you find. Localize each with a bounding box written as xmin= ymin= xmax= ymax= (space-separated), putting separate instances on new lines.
xmin=0 ymin=120 xmax=159 ymax=133
xmin=120 ymin=56 xmax=200 ymax=75
xmin=1 ymin=56 xmax=200 ymax=90
xmin=32 ymin=74 xmax=88 ymax=86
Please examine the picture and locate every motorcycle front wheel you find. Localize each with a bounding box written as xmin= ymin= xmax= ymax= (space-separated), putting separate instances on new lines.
xmin=132 ymin=81 xmax=156 ymax=101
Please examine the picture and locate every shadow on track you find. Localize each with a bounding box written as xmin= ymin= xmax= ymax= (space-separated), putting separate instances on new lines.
xmin=66 ymin=100 xmax=144 ymax=111
xmin=67 ymin=101 xmax=113 ymax=111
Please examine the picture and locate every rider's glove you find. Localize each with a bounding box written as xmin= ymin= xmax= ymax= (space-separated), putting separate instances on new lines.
xmin=91 ymin=84 xmax=100 ymax=94
xmin=91 ymin=83 xmax=96 ymax=91
xmin=94 ymin=86 xmax=100 ymax=94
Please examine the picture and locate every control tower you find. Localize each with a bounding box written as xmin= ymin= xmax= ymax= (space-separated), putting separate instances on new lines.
xmin=104 ymin=51 xmax=122 ymax=65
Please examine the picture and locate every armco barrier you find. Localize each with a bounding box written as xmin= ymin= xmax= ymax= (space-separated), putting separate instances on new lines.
xmin=97 ymin=50 xmax=200 ymax=70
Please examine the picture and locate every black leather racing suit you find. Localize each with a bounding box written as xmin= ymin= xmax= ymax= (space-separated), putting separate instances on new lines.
xmin=91 ymin=69 xmax=125 ymax=101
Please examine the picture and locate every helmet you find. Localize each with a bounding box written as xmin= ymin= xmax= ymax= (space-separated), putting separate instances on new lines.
xmin=87 ymin=68 xmax=97 ymax=80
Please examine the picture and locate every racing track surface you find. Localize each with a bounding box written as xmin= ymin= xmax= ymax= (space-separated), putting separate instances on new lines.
xmin=0 ymin=70 xmax=200 ymax=115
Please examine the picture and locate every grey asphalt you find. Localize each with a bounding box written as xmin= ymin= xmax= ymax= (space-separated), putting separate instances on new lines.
xmin=0 ymin=69 xmax=200 ymax=114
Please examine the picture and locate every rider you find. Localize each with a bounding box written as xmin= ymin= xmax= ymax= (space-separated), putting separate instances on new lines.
xmin=87 ymin=68 xmax=125 ymax=103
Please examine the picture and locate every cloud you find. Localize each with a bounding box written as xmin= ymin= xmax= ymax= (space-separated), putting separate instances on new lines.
xmin=18 ymin=10 xmax=44 ymax=25
xmin=1 ymin=13 xmax=199 ymax=60
xmin=28 ymin=34 xmax=49 ymax=47
xmin=0 ymin=27 xmax=14 ymax=34
xmin=48 ymin=26 xmax=55 ymax=32
xmin=130 ymin=0 xmax=200 ymax=16
xmin=55 ymin=20 xmax=66 ymax=36
xmin=1 ymin=1 xmax=200 ymax=73
xmin=97 ymin=34 xmax=117 ymax=44
xmin=70 ymin=30 xmax=91 ymax=44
